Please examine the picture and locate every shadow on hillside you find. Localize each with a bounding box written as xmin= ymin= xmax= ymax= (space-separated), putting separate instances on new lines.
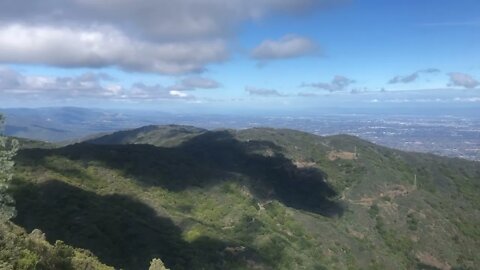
xmin=17 ymin=131 xmax=343 ymax=217
xmin=13 ymin=180 xmax=256 ymax=270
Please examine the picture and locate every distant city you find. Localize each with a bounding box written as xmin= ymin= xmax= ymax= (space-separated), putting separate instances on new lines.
xmin=166 ymin=114 xmax=480 ymax=161
xmin=2 ymin=107 xmax=479 ymax=161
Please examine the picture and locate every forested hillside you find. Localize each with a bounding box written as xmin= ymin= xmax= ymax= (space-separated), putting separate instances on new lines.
xmin=5 ymin=125 xmax=480 ymax=269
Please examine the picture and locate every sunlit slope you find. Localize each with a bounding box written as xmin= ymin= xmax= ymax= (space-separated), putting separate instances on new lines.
xmin=86 ymin=125 xmax=206 ymax=147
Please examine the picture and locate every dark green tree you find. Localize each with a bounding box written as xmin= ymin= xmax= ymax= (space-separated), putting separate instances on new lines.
xmin=0 ymin=114 xmax=18 ymax=221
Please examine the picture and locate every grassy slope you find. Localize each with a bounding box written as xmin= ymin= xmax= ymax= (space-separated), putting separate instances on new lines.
xmin=86 ymin=125 xmax=206 ymax=147
xmin=9 ymin=126 xmax=480 ymax=270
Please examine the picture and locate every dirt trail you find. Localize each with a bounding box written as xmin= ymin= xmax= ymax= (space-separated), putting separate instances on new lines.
xmin=342 ymin=184 xmax=413 ymax=206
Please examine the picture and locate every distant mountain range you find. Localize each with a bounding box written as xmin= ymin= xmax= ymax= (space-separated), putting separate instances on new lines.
xmin=0 ymin=107 xmax=172 ymax=142
xmin=4 ymin=125 xmax=479 ymax=269
xmin=2 ymin=107 xmax=479 ymax=161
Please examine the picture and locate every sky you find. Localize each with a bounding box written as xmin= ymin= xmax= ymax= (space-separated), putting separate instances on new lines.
xmin=0 ymin=0 xmax=479 ymax=113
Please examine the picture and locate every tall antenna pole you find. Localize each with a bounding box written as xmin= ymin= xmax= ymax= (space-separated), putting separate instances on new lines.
xmin=414 ymin=174 xmax=417 ymax=190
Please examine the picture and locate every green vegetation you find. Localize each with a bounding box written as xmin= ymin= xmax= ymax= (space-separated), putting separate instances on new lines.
xmin=2 ymin=125 xmax=479 ymax=269
xmin=0 ymin=222 xmax=112 ymax=269
xmin=0 ymin=114 xmax=19 ymax=221
xmin=1 ymin=114 xmax=109 ymax=269
xmin=406 ymin=213 xmax=418 ymax=231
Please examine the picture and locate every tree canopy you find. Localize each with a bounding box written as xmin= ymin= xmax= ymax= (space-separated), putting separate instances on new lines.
xmin=0 ymin=114 xmax=18 ymax=221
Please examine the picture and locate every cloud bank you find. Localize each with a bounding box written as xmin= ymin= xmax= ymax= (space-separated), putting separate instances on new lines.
xmin=245 ymin=86 xmax=283 ymax=97
xmin=0 ymin=67 xmax=221 ymax=101
xmin=172 ymin=77 xmax=221 ymax=91
xmin=388 ymin=68 xmax=440 ymax=84
xmin=0 ymin=0 xmax=324 ymax=74
xmin=0 ymin=24 xmax=227 ymax=74
xmin=448 ymin=72 xmax=479 ymax=89
xmin=302 ymin=75 xmax=355 ymax=92
xmin=251 ymin=34 xmax=318 ymax=61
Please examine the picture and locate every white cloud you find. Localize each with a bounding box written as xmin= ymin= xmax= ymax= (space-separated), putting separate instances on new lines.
xmin=448 ymin=72 xmax=479 ymax=89
xmin=388 ymin=73 xmax=419 ymax=84
xmin=0 ymin=67 xmax=195 ymax=101
xmin=0 ymin=0 xmax=319 ymax=40
xmin=245 ymin=86 xmax=283 ymax=97
xmin=297 ymin=92 xmax=318 ymax=97
xmin=453 ymin=97 xmax=480 ymax=102
xmin=0 ymin=0 xmax=330 ymax=74
xmin=170 ymin=77 xmax=221 ymax=91
xmin=169 ymin=90 xmax=189 ymax=98
xmin=0 ymin=24 xmax=227 ymax=74
xmin=302 ymin=75 xmax=355 ymax=92
xmin=388 ymin=68 xmax=440 ymax=84
xmin=251 ymin=34 xmax=318 ymax=60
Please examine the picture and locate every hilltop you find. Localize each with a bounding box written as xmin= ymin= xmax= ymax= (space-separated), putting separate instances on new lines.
xmin=5 ymin=125 xmax=480 ymax=269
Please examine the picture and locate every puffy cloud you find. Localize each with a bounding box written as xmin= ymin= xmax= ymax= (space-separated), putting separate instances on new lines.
xmin=169 ymin=90 xmax=189 ymax=98
xmin=0 ymin=0 xmax=319 ymax=41
xmin=419 ymin=68 xmax=441 ymax=73
xmin=0 ymin=24 xmax=227 ymax=74
xmin=448 ymin=72 xmax=479 ymax=89
xmin=0 ymin=67 xmax=194 ymax=100
xmin=302 ymin=75 xmax=355 ymax=92
xmin=251 ymin=34 xmax=318 ymax=60
xmin=388 ymin=73 xmax=419 ymax=84
xmin=0 ymin=0 xmax=330 ymax=74
xmin=170 ymin=77 xmax=221 ymax=91
xmin=129 ymin=83 xmax=196 ymax=100
xmin=388 ymin=68 xmax=440 ymax=84
xmin=370 ymin=97 xmax=480 ymax=103
xmin=453 ymin=97 xmax=480 ymax=102
xmin=0 ymin=68 xmax=106 ymax=96
xmin=350 ymin=88 xmax=368 ymax=94
xmin=245 ymin=86 xmax=283 ymax=97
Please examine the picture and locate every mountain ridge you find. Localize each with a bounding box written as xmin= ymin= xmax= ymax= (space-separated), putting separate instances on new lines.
xmin=6 ymin=125 xmax=480 ymax=269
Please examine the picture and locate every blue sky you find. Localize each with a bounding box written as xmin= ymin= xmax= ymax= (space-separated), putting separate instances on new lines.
xmin=0 ymin=0 xmax=479 ymax=112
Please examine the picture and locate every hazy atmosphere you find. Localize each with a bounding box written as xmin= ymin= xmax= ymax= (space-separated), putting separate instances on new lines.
xmin=0 ymin=0 xmax=478 ymax=112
